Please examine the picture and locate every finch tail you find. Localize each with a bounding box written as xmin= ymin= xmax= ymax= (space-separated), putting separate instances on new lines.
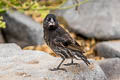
xmin=75 ymin=52 xmax=90 ymax=66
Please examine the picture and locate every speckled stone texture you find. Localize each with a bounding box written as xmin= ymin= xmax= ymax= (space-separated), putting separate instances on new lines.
xmin=0 ymin=43 xmax=107 ymax=80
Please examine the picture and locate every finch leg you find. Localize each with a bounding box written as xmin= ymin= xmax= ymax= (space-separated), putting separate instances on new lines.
xmin=64 ymin=58 xmax=78 ymax=66
xmin=49 ymin=57 xmax=67 ymax=72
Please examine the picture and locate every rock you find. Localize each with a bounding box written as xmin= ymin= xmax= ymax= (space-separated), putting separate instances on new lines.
xmin=53 ymin=0 xmax=120 ymax=40
xmin=1 ymin=11 xmax=44 ymax=47
xmin=0 ymin=29 xmax=5 ymax=43
xmin=98 ymin=58 xmax=120 ymax=80
xmin=0 ymin=43 xmax=107 ymax=80
xmin=95 ymin=41 xmax=120 ymax=58
xmin=0 ymin=43 xmax=21 ymax=50
xmin=0 ymin=43 xmax=22 ymax=57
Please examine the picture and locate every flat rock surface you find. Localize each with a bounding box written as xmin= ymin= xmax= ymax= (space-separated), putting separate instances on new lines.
xmin=98 ymin=58 xmax=120 ymax=80
xmin=53 ymin=0 xmax=120 ymax=40
xmin=95 ymin=41 xmax=120 ymax=58
xmin=1 ymin=11 xmax=44 ymax=47
xmin=0 ymin=43 xmax=107 ymax=80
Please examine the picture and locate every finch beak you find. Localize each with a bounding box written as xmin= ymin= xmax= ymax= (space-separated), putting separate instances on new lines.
xmin=49 ymin=18 xmax=55 ymax=26
xmin=49 ymin=22 xmax=55 ymax=26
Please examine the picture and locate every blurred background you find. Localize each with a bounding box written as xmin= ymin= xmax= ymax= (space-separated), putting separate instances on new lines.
xmin=0 ymin=0 xmax=120 ymax=80
xmin=0 ymin=0 xmax=101 ymax=60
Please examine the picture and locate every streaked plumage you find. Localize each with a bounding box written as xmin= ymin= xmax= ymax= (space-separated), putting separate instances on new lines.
xmin=43 ymin=14 xmax=90 ymax=71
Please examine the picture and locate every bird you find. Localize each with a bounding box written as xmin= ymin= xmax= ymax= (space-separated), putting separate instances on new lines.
xmin=43 ymin=14 xmax=90 ymax=71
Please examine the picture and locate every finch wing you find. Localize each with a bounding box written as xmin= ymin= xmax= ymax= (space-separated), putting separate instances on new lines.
xmin=54 ymin=33 xmax=84 ymax=53
xmin=67 ymin=41 xmax=85 ymax=53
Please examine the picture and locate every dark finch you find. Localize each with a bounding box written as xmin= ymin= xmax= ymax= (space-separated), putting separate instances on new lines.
xmin=43 ymin=14 xmax=90 ymax=71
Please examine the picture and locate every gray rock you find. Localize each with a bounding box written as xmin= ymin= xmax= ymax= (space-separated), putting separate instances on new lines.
xmin=98 ymin=58 xmax=120 ymax=80
xmin=0 ymin=43 xmax=21 ymax=50
xmin=1 ymin=11 xmax=44 ymax=47
xmin=0 ymin=43 xmax=107 ymax=80
xmin=0 ymin=29 xmax=5 ymax=43
xmin=0 ymin=43 xmax=22 ymax=57
xmin=95 ymin=41 xmax=120 ymax=58
xmin=53 ymin=0 xmax=120 ymax=40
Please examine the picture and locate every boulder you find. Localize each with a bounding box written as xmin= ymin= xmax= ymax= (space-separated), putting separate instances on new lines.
xmin=95 ymin=41 xmax=120 ymax=58
xmin=1 ymin=11 xmax=44 ymax=47
xmin=0 ymin=43 xmax=22 ymax=57
xmin=98 ymin=58 xmax=120 ymax=80
xmin=53 ymin=0 xmax=120 ymax=40
xmin=0 ymin=43 xmax=107 ymax=80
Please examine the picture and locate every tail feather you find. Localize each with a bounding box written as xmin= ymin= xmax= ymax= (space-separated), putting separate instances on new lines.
xmin=75 ymin=52 xmax=90 ymax=66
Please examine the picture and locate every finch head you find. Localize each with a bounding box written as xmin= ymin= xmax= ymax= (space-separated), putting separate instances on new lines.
xmin=43 ymin=14 xmax=58 ymax=30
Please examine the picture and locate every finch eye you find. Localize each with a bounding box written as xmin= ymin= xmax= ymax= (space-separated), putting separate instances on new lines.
xmin=46 ymin=18 xmax=51 ymax=21
xmin=48 ymin=18 xmax=51 ymax=21
xmin=49 ymin=18 xmax=55 ymax=22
